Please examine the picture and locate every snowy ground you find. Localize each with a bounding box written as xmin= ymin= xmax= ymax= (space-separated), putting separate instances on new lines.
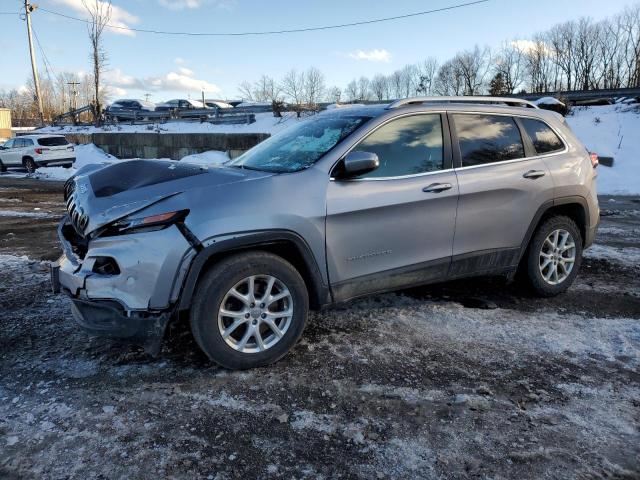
xmin=0 ymin=178 xmax=639 ymax=478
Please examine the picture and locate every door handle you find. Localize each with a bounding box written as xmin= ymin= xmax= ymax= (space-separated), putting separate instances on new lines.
xmin=523 ymin=170 xmax=546 ymax=179
xmin=422 ymin=182 xmax=453 ymax=193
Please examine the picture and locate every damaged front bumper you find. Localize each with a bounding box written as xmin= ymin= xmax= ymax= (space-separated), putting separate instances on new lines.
xmin=51 ymin=216 xmax=194 ymax=355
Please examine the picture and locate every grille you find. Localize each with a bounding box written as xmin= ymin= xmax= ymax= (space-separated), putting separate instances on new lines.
xmin=64 ymin=179 xmax=89 ymax=234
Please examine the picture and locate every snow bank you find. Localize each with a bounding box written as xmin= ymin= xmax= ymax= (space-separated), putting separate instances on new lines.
xmin=30 ymin=143 xmax=120 ymax=181
xmin=567 ymin=104 xmax=640 ymax=195
xmin=534 ymin=96 xmax=565 ymax=106
xmin=179 ymin=150 xmax=229 ymax=166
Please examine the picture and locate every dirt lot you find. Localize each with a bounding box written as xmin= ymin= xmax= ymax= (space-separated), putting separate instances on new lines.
xmin=1 ymin=176 xmax=639 ymax=479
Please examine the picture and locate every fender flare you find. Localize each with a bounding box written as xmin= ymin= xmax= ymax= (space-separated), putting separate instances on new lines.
xmin=518 ymin=195 xmax=590 ymax=262
xmin=177 ymin=229 xmax=330 ymax=311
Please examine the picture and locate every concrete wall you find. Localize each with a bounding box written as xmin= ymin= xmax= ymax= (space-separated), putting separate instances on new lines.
xmin=63 ymin=132 xmax=270 ymax=160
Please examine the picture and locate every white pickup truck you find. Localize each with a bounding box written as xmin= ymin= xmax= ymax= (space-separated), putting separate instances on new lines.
xmin=0 ymin=134 xmax=75 ymax=173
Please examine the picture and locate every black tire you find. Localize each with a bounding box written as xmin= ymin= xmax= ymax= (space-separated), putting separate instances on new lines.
xmin=523 ymin=215 xmax=583 ymax=297
xmin=0 ymin=160 xmax=6 ymax=173
xmin=23 ymin=157 xmax=38 ymax=174
xmin=190 ymin=251 xmax=309 ymax=370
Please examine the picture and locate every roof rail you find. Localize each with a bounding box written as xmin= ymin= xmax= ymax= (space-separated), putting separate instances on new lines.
xmin=386 ymin=96 xmax=539 ymax=109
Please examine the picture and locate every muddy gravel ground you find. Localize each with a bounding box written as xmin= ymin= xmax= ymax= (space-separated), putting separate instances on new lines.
xmin=0 ymin=177 xmax=639 ymax=479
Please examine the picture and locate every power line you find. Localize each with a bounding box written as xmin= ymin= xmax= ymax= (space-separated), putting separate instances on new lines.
xmin=37 ymin=0 xmax=490 ymax=37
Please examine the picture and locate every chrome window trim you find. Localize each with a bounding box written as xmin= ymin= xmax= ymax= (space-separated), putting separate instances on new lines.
xmin=451 ymin=111 xmax=569 ymax=171
xmin=329 ymin=111 xmax=447 ymax=182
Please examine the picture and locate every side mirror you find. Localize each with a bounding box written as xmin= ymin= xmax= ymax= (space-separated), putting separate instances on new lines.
xmin=342 ymin=151 xmax=379 ymax=177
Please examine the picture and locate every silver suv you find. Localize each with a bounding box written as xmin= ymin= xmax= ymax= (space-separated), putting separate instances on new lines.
xmin=52 ymin=96 xmax=600 ymax=369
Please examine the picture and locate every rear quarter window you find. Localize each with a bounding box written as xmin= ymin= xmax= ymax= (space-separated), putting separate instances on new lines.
xmin=38 ymin=137 xmax=69 ymax=147
xmin=519 ymin=117 xmax=565 ymax=155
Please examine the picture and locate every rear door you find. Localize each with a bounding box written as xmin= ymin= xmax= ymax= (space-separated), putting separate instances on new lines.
xmin=326 ymin=113 xmax=459 ymax=300
xmin=449 ymin=112 xmax=555 ymax=276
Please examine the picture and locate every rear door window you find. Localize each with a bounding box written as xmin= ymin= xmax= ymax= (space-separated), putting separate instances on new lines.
xmin=519 ymin=118 xmax=565 ymax=155
xmin=38 ymin=137 xmax=69 ymax=147
xmin=353 ymin=114 xmax=444 ymax=178
xmin=453 ymin=114 xmax=524 ymax=167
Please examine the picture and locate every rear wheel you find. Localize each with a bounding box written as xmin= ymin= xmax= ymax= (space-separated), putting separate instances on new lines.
xmin=0 ymin=160 xmax=6 ymax=172
xmin=190 ymin=251 xmax=308 ymax=369
xmin=523 ymin=215 xmax=582 ymax=297
xmin=23 ymin=157 xmax=38 ymax=174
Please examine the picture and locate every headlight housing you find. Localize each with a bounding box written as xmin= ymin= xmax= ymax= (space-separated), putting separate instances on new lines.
xmin=103 ymin=209 xmax=189 ymax=236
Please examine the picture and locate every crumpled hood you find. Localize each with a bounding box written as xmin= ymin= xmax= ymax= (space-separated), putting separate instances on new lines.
xmin=66 ymin=159 xmax=273 ymax=235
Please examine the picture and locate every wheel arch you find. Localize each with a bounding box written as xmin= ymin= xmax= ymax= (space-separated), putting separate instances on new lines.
xmin=177 ymin=230 xmax=330 ymax=312
xmin=519 ymin=196 xmax=589 ymax=262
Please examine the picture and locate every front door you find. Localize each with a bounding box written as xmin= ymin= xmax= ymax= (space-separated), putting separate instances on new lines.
xmin=2 ymin=139 xmax=20 ymax=166
xmin=326 ymin=113 xmax=459 ymax=301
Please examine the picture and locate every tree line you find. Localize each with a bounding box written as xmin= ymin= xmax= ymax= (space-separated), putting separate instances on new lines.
xmin=238 ymin=3 xmax=640 ymax=104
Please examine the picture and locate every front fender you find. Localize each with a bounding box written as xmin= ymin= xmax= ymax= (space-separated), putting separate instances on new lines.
xmin=176 ymin=230 xmax=330 ymax=312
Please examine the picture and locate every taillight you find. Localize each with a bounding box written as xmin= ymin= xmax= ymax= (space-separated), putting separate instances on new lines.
xmin=35 ymin=148 xmax=43 ymax=155
xmin=589 ymin=152 xmax=599 ymax=168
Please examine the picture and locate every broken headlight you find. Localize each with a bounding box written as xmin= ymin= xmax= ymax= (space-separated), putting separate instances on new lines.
xmin=103 ymin=210 xmax=189 ymax=236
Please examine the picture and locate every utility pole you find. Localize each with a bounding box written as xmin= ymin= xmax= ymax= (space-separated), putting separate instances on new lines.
xmin=144 ymin=93 xmax=151 ymax=102
xmin=24 ymin=1 xmax=44 ymax=125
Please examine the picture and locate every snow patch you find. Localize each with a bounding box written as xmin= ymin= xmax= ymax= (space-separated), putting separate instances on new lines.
xmin=179 ymin=150 xmax=229 ymax=166
xmin=567 ymin=104 xmax=640 ymax=195
xmin=584 ymin=244 xmax=640 ymax=267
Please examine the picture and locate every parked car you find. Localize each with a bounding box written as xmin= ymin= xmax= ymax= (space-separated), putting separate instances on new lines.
xmin=105 ymin=99 xmax=156 ymax=120
xmin=0 ymin=134 xmax=75 ymax=173
xmin=53 ymin=96 xmax=599 ymax=369
xmin=204 ymin=100 xmax=234 ymax=110
xmin=155 ymin=99 xmax=207 ymax=111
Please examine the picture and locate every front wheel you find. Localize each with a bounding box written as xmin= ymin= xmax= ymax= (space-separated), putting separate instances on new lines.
xmin=523 ymin=215 xmax=583 ymax=297
xmin=190 ymin=251 xmax=309 ymax=369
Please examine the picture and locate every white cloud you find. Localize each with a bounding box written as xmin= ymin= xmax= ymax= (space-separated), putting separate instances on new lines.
xmin=158 ymin=0 xmax=236 ymax=9
xmin=174 ymin=57 xmax=186 ymax=65
xmin=104 ymin=85 xmax=127 ymax=98
xmin=104 ymin=67 xmax=221 ymax=95
xmin=150 ymin=71 xmax=220 ymax=93
xmin=347 ymin=49 xmax=392 ymax=63
xmin=50 ymin=0 xmax=139 ymax=36
xmin=159 ymin=0 xmax=202 ymax=9
xmin=510 ymin=39 xmax=552 ymax=55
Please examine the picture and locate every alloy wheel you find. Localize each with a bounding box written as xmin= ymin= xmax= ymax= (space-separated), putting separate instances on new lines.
xmin=217 ymin=275 xmax=293 ymax=353
xmin=539 ymin=228 xmax=576 ymax=285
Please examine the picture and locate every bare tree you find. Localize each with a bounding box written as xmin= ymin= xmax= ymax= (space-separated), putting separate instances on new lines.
xmin=416 ymin=58 xmax=438 ymax=95
xmin=370 ymin=74 xmax=388 ymax=100
xmin=434 ymin=60 xmax=463 ymax=95
xmin=453 ymin=45 xmax=491 ymax=95
xmin=345 ymin=79 xmax=358 ymax=102
xmin=238 ymin=81 xmax=255 ymax=101
xmin=494 ymin=41 xmax=524 ymax=93
xmin=524 ymin=34 xmax=554 ymax=93
xmin=356 ymin=76 xmax=371 ymax=101
xmin=83 ymin=0 xmax=111 ymax=125
xmin=303 ymin=67 xmax=325 ymax=106
xmin=280 ymin=69 xmax=305 ymax=105
xmin=326 ymin=86 xmax=342 ymax=103
xmin=254 ymin=75 xmax=280 ymax=102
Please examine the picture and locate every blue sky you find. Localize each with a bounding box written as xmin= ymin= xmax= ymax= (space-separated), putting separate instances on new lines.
xmin=0 ymin=0 xmax=632 ymax=101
